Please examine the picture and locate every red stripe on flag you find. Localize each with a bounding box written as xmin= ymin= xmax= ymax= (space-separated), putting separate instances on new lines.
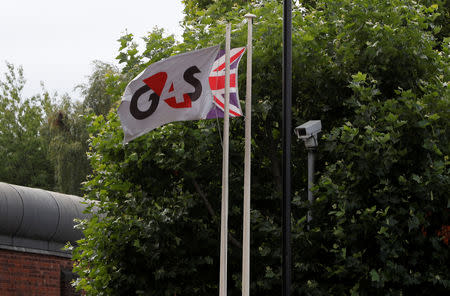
xmin=209 ymin=74 xmax=236 ymax=90
xmin=213 ymin=48 xmax=246 ymax=72
xmin=214 ymin=96 xmax=242 ymax=117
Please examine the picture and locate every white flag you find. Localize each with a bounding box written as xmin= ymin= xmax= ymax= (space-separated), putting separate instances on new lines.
xmin=118 ymin=46 xmax=220 ymax=143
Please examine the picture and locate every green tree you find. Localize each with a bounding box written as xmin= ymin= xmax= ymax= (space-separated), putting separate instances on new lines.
xmin=289 ymin=1 xmax=450 ymax=294
xmin=73 ymin=0 xmax=449 ymax=295
xmin=0 ymin=63 xmax=54 ymax=189
xmin=77 ymin=61 xmax=120 ymax=117
xmin=0 ymin=62 xmax=93 ymax=195
xmin=42 ymin=93 xmax=91 ymax=196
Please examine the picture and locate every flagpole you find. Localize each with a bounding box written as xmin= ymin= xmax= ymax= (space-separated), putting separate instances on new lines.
xmin=219 ymin=23 xmax=231 ymax=296
xmin=242 ymin=13 xmax=256 ymax=296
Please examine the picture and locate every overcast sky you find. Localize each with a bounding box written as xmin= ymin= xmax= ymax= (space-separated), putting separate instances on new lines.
xmin=0 ymin=0 xmax=184 ymax=99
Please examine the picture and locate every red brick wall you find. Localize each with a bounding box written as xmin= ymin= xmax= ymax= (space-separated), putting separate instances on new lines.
xmin=0 ymin=249 xmax=77 ymax=296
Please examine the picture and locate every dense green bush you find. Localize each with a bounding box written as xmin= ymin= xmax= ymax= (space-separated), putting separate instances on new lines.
xmin=72 ymin=0 xmax=449 ymax=294
xmin=295 ymin=74 xmax=449 ymax=295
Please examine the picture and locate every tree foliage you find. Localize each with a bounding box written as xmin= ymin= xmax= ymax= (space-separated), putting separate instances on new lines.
xmin=43 ymin=94 xmax=91 ymax=195
xmin=77 ymin=61 xmax=120 ymax=117
xmin=0 ymin=63 xmax=54 ymax=188
xmin=0 ymin=62 xmax=95 ymax=195
xmin=72 ymin=0 xmax=449 ymax=295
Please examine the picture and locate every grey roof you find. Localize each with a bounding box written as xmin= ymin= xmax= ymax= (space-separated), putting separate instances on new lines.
xmin=0 ymin=182 xmax=90 ymax=257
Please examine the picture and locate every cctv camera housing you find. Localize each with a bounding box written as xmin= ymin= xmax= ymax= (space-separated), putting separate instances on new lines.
xmin=295 ymin=120 xmax=322 ymax=138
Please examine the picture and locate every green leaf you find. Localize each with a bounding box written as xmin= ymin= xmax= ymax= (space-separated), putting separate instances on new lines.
xmin=352 ymin=72 xmax=367 ymax=83
xmin=370 ymin=269 xmax=380 ymax=282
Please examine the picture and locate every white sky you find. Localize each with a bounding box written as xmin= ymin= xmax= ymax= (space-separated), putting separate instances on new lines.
xmin=0 ymin=0 xmax=184 ymax=100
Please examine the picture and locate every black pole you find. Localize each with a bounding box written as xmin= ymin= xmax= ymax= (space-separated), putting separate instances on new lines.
xmin=282 ymin=1 xmax=292 ymax=296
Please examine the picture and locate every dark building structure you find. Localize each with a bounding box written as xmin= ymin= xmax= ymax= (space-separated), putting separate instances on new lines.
xmin=0 ymin=182 xmax=88 ymax=296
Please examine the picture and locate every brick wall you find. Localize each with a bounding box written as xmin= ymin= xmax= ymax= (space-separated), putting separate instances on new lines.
xmin=0 ymin=249 xmax=78 ymax=296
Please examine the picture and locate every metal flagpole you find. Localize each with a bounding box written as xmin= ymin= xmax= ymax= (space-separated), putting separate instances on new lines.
xmin=242 ymin=13 xmax=256 ymax=296
xmin=282 ymin=0 xmax=292 ymax=296
xmin=219 ymin=23 xmax=231 ymax=296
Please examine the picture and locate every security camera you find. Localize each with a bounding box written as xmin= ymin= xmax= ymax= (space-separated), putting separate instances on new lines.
xmin=295 ymin=120 xmax=322 ymax=148
xmin=295 ymin=120 xmax=322 ymax=138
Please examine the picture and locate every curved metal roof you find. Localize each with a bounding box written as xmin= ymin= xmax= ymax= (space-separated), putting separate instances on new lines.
xmin=0 ymin=182 xmax=90 ymax=257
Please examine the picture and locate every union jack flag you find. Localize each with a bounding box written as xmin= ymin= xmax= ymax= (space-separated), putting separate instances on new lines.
xmin=206 ymin=47 xmax=246 ymax=119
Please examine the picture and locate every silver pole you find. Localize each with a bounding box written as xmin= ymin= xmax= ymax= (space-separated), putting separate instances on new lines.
xmin=242 ymin=13 xmax=256 ymax=296
xmin=307 ymin=148 xmax=316 ymax=223
xmin=219 ymin=23 xmax=231 ymax=296
xmin=294 ymin=120 xmax=321 ymax=226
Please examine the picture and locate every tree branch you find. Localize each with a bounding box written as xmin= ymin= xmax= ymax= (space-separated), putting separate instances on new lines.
xmin=192 ymin=178 xmax=242 ymax=249
xmin=265 ymin=116 xmax=282 ymax=194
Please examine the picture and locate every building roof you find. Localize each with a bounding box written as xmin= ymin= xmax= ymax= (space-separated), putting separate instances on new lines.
xmin=0 ymin=182 xmax=89 ymax=257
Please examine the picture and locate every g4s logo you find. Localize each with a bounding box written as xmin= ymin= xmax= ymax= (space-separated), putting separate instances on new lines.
xmin=130 ymin=66 xmax=202 ymax=120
